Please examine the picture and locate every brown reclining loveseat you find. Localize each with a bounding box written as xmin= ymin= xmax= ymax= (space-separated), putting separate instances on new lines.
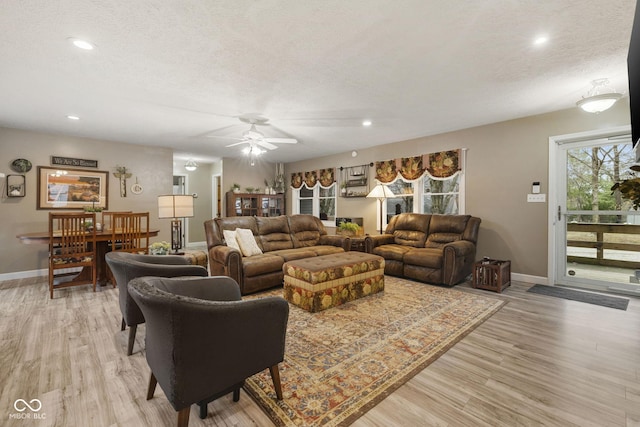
xmin=365 ymin=213 xmax=481 ymax=286
xmin=205 ymin=214 xmax=350 ymax=294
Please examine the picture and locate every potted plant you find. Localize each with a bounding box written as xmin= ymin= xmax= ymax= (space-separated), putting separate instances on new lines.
xmin=338 ymin=221 xmax=362 ymax=237
xmin=149 ymin=241 xmax=171 ymax=255
xmin=611 ymin=173 xmax=640 ymax=209
xmin=231 ymin=183 xmax=241 ymax=193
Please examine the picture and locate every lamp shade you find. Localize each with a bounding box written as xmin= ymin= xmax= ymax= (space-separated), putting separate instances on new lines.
xmin=366 ymin=184 xmax=395 ymax=199
xmin=158 ymin=195 xmax=194 ymax=218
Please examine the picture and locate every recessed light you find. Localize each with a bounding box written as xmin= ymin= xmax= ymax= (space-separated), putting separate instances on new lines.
xmin=533 ymin=35 xmax=548 ymax=46
xmin=68 ymin=38 xmax=95 ymax=50
xmin=362 ymin=120 xmax=372 ymax=127
xmin=66 ymin=115 xmax=80 ymax=120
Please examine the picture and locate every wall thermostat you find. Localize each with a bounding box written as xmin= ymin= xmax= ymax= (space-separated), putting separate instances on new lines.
xmin=532 ymin=182 xmax=540 ymax=194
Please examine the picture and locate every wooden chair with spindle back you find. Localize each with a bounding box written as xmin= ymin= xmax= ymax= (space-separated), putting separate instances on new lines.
xmin=48 ymin=211 xmax=97 ymax=299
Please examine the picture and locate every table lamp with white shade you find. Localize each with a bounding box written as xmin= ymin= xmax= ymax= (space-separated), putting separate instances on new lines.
xmin=157 ymin=195 xmax=194 ymax=254
xmin=366 ymin=184 xmax=396 ymax=234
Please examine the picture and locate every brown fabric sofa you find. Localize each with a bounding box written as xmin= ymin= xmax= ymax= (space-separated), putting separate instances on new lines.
xmin=365 ymin=213 xmax=481 ymax=286
xmin=205 ymin=214 xmax=350 ymax=295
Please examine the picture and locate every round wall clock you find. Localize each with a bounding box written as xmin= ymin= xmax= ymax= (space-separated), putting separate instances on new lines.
xmin=11 ymin=158 xmax=32 ymax=173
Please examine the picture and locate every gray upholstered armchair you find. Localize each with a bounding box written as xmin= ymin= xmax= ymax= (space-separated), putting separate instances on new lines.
xmin=128 ymin=276 xmax=289 ymax=427
xmin=105 ymin=252 xmax=208 ymax=355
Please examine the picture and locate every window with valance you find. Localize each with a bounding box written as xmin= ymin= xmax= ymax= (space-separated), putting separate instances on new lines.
xmin=374 ymin=149 xmax=465 ymax=223
xmin=290 ymin=168 xmax=336 ymax=223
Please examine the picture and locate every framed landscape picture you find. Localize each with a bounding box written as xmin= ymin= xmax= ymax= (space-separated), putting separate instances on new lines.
xmin=37 ymin=166 xmax=109 ymax=210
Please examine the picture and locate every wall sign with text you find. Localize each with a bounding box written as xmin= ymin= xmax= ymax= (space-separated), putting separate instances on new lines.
xmin=51 ymin=156 xmax=98 ymax=168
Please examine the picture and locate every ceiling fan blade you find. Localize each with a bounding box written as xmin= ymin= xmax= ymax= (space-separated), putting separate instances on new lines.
xmin=225 ymin=141 xmax=249 ymax=148
xmin=264 ymin=137 xmax=298 ymax=144
xmin=256 ymin=140 xmax=278 ymax=150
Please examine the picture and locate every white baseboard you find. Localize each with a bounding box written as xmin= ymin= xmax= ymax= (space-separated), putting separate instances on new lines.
xmin=512 ymin=272 xmax=547 ymax=285
xmin=185 ymin=241 xmax=207 ymax=249
xmin=0 ymin=267 xmax=81 ymax=282
xmin=0 ymin=269 xmax=46 ymax=281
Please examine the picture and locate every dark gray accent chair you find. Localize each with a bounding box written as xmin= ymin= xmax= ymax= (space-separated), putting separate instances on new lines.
xmin=105 ymin=252 xmax=208 ymax=355
xmin=128 ymin=276 xmax=289 ymax=427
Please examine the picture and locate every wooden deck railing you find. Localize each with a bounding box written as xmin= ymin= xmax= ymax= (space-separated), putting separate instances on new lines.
xmin=567 ymin=223 xmax=640 ymax=269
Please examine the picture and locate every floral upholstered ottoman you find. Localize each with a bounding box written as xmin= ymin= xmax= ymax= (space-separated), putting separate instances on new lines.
xmin=180 ymin=250 xmax=208 ymax=269
xmin=283 ymin=252 xmax=385 ymax=312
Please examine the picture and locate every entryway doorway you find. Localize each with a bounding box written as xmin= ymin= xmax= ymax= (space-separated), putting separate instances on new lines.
xmin=550 ymin=125 xmax=640 ymax=296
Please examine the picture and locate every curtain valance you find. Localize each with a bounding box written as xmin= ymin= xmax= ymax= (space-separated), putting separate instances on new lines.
xmin=291 ymin=168 xmax=336 ymax=189
xmin=374 ymin=149 xmax=461 ymax=183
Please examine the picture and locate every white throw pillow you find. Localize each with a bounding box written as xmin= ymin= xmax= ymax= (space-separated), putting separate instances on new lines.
xmin=223 ymin=229 xmax=241 ymax=252
xmin=235 ymin=228 xmax=263 ymax=257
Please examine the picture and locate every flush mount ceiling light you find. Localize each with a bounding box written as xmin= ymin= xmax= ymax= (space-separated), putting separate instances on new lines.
xmin=184 ymin=159 xmax=197 ymax=171
xmin=576 ymin=78 xmax=623 ymax=113
xmin=68 ymin=37 xmax=95 ymax=50
xmin=66 ymin=115 xmax=80 ymax=120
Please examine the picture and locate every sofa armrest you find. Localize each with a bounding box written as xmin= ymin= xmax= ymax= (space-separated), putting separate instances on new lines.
xmin=443 ymin=240 xmax=475 ymax=257
xmin=364 ymin=234 xmax=395 ymax=253
xmin=319 ymin=234 xmax=351 ymax=251
xmin=208 ymin=245 xmax=243 ymax=283
xmin=442 ymin=240 xmax=477 ymax=285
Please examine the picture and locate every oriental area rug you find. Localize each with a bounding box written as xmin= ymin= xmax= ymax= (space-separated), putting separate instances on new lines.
xmin=244 ymin=276 xmax=506 ymax=426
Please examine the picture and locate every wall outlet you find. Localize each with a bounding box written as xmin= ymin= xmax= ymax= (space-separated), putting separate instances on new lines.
xmin=527 ymin=193 xmax=546 ymax=203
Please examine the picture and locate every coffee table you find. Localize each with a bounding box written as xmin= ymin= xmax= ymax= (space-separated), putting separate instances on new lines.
xmin=282 ymin=252 xmax=385 ymax=312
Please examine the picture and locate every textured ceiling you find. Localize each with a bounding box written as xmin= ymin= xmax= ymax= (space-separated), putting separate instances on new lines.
xmin=0 ymin=0 xmax=636 ymax=164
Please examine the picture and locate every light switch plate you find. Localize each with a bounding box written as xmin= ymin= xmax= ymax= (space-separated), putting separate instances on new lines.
xmin=527 ymin=193 xmax=546 ymax=202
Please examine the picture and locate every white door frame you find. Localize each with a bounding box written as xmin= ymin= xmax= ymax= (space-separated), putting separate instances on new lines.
xmin=547 ymin=124 xmax=632 ymax=286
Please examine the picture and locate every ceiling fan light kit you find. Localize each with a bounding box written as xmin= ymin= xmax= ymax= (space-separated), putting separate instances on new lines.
xmin=184 ymin=159 xmax=197 ymax=171
xmin=576 ymin=78 xmax=623 ymax=113
xmin=219 ymin=116 xmax=299 ymax=165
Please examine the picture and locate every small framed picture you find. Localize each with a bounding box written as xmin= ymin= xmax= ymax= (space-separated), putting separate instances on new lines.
xmin=7 ymin=174 xmax=26 ymax=197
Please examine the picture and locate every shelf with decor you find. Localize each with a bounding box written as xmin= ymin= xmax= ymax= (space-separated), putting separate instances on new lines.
xmin=339 ymin=163 xmax=373 ymax=197
xmin=226 ymin=192 xmax=284 ymax=217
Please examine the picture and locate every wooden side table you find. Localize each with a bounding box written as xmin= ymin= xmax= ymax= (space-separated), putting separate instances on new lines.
xmin=472 ymin=259 xmax=511 ymax=293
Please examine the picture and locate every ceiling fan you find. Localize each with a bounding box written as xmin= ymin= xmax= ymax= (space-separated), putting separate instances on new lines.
xmin=220 ymin=116 xmax=298 ymax=151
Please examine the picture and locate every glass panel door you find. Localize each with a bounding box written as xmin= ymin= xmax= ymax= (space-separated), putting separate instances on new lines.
xmin=556 ymin=135 xmax=640 ymax=295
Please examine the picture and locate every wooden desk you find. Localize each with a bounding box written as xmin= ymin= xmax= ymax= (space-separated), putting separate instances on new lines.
xmin=17 ymin=229 xmax=160 ymax=285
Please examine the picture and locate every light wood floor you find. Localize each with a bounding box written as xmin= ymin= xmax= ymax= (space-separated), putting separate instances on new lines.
xmin=1 ymin=277 xmax=639 ymax=427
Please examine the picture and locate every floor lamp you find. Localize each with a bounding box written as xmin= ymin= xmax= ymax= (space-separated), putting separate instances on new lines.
xmin=366 ymin=184 xmax=396 ymax=234
xmin=158 ymin=195 xmax=194 ymax=255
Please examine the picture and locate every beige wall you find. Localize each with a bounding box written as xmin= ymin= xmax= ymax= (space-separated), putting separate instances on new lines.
xmin=1 ymin=100 xmax=631 ymax=278
xmin=285 ymin=101 xmax=631 ymax=278
xmin=1 ymin=127 xmax=174 ymax=275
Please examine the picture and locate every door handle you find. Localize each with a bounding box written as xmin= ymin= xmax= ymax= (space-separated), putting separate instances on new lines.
xmin=558 ymin=205 xmax=561 ymax=221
